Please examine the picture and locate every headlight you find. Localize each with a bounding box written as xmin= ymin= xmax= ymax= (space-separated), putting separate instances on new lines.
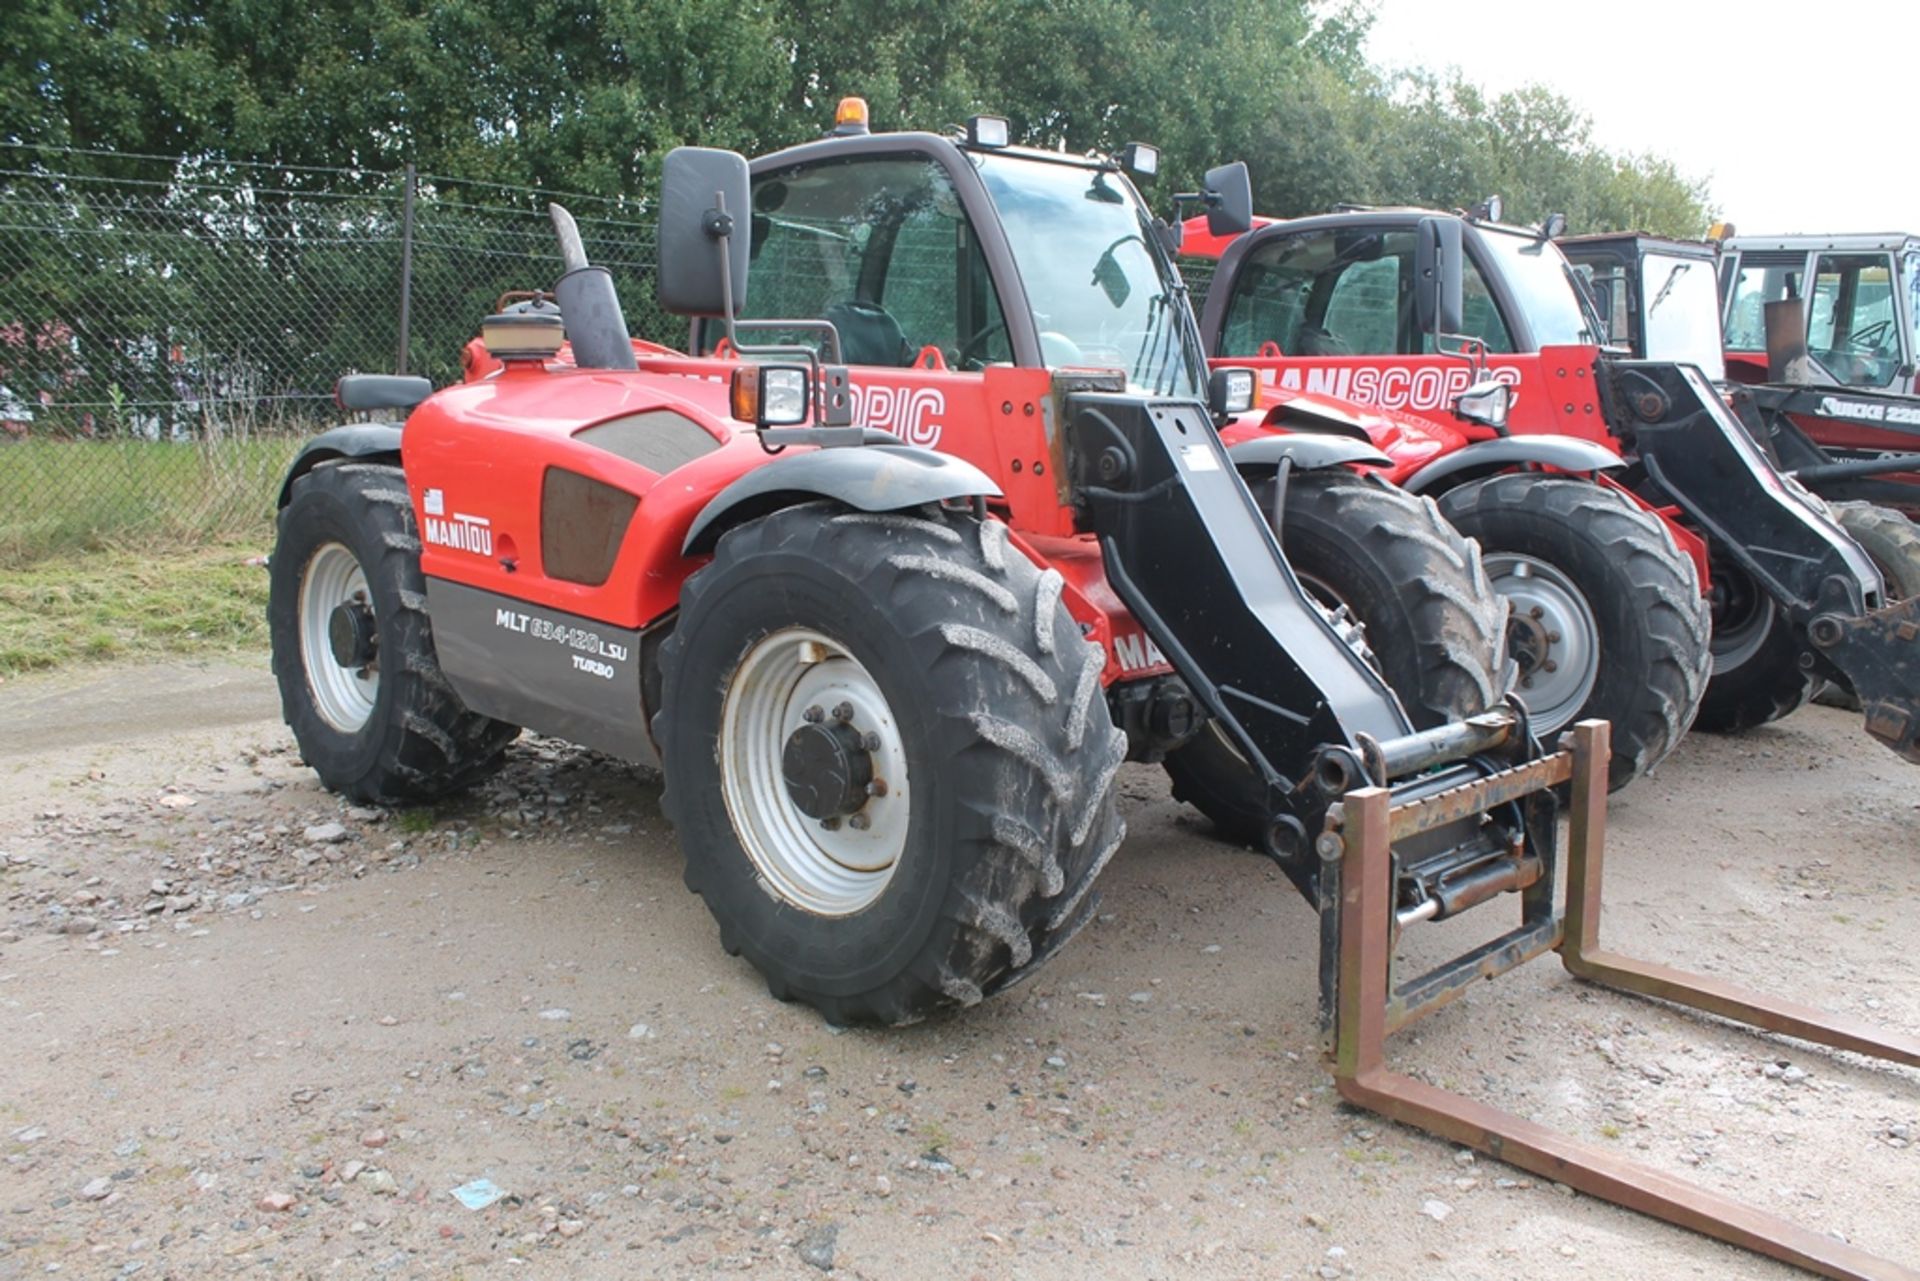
xmin=1453 ymin=379 xmax=1511 ymax=431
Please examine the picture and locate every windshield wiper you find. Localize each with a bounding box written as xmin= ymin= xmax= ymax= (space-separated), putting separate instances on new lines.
xmin=1131 ymin=292 xmax=1175 ymax=394
xmin=1648 ymin=263 xmax=1689 ymax=316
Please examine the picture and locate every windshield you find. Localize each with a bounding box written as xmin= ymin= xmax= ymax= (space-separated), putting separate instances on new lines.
xmin=1477 ymin=228 xmax=1602 ymax=347
xmin=1638 ymin=253 xmax=1726 ymax=380
xmin=975 ymin=152 xmax=1203 ymax=397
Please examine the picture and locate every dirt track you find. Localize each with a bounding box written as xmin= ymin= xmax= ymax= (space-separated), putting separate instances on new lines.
xmin=1 ymin=659 xmax=1916 ymax=1279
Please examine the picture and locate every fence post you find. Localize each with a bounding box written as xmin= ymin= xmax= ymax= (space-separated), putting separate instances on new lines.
xmin=395 ymin=163 xmax=417 ymax=375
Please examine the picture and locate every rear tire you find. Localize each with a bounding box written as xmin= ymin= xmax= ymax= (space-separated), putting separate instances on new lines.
xmin=1833 ymin=501 xmax=1920 ymax=599
xmin=269 ymin=461 xmax=518 ymax=804
xmin=1694 ymin=553 xmax=1814 ymax=732
xmin=1164 ymin=470 xmax=1507 ymax=844
xmin=655 ymin=504 xmax=1126 ymax=1026
xmin=1438 ymin=475 xmax=1709 ymax=790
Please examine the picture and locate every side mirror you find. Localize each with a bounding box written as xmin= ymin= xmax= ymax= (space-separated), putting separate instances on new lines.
xmin=657 ymin=147 xmax=752 ymax=317
xmin=1453 ymin=378 xmax=1510 ymax=432
xmin=1203 ymin=161 xmax=1252 ymax=238
xmin=1414 ymin=216 xmax=1465 ymax=337
xmin=1208 ymin=367 xmax=1257 ymax=417
xmin=729 ymin=364 xmax=811 ymax=428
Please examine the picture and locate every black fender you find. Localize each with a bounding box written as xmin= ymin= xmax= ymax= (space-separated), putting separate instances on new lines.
xmin=1227 ymin=433 xmax=1391 ymax=472
xmin=277 ymin=423 xmax=405 ymax=507
xmin=1400 ymin=435 xmax=1624 ymax=495
xmin=683 ymin=444 xmax=1002 ymax=555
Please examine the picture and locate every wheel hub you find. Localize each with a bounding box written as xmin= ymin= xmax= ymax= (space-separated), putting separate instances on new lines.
xmin=327 ymin=600 xmax=378 ymax=669
xmin=1485 ymin=553 xmax=1600 ymax=734
xmin=719 ymin=628 xmax=911 ymax=915
xmin=1507 ymin=606 xmax=1555 ymax=678
xmin=1707 ymin=556 xmax=1775 ymax=674
xmin=781 ymin=716 xmax=875 ymax=820
xmin=298 ymin=542 xmax=380 ymax=733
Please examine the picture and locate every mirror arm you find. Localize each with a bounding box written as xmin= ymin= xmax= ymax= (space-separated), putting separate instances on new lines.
xmin=710 ymin=192 xmax=742 ymax=357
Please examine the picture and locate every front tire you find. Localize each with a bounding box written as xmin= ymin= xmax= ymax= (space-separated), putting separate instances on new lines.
xmin=1164 ymin=470 xmax=1507 ymax=843
xmin=1812 ymin=502 xmax=1920 ymax=709
xmin=1833 ymin=501 xmax=1920 ymax=600
xmin=655 ymin=504 xmax=1126 ymax=1026
xmin=1438 ymin=475 xmax=1710 ymax=791
xmin=269 ymin=462 xmax=518 ymax=803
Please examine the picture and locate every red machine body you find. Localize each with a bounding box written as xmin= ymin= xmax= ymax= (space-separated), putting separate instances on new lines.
xmin=421 ymin=345 xmax=1172 ymax=689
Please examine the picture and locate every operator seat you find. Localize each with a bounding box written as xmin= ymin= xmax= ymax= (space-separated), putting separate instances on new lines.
xmin=1294 ymin=323 xmax=1351 ymax=357
xmin=822 ymin=299 xmax=914 ymax=367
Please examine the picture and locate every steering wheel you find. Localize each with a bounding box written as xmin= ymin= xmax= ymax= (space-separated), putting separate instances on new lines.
xmin=1846 ymin=319 xmax=1894 ymax=351
xmin=957 ymin=321 xmax=1008 ymax=370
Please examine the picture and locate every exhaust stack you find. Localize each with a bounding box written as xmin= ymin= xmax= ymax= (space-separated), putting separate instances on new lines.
xmin=548 ymin=203 xmax=637 ymax=371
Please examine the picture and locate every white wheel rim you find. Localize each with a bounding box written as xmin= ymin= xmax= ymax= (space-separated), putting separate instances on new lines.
xmin=298 ymin=542 xmax=379 ymax=733
xmin=1486 ymin=553 xmax=1600 ymax=734
xmin=1709 ymin=570 xmax=1776 ymax=675
xmin=720 ymin=628 xmax=911 ymax=917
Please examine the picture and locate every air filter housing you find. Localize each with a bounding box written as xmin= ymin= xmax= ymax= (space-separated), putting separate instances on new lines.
xmin=482 ymin=303 xmax=564 ymax=363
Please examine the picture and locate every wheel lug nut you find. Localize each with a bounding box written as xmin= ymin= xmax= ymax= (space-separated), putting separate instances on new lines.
xmin=1521 ymin=676 xmax=1534 ymax=688
xmin=862 ymin=731 xmax=881 ymax=752
xmin=866 ymin=778 xmax=888 ymax=798
xmin=820 ymin=816 xmax=841 ymax=831
xmin=1545 ymin=631 xmax=1561 ymax=644
xmin=848 ymin=813 xmax=871 ymax=831
xmin=1529 ymin=606 xmax=1545 ymax=619
xmin=1541 ymin=659 xmax=1558 ymax=673
xmin=802 ymin=705 xmax=825 ymax=724
xmin=832 ymin=702 xmax=855 ymax=723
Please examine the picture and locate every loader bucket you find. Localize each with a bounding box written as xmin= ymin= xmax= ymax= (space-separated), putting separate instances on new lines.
xmin=1323 ymin=721 xmax=1920 ymax=1281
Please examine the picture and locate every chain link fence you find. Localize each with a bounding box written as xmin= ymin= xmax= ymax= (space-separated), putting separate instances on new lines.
xmin=0 ymin=144 xmax=685 ymax=565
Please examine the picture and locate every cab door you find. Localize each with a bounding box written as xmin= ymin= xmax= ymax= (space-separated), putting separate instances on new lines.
xmin=1210 ymin=221 xmax=1527 ymax=424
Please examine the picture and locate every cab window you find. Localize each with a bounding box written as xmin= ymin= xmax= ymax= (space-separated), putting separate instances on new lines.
xmin=1723 ymin=260 xmax=1803 ymax=350
xmin=1807 ymin=252 xmax=1900 ymax=387
xmin=1217 ymin=226 xmax=1512 ymax=357
xmin=734 ymin=155 xmax=1008 ymax=368
xmin=1445 ymin=265 xmax=1515 ymax=355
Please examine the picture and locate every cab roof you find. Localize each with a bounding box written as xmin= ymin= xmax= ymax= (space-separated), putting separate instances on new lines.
xmin=1725 ymin=233 xmax=1920 ymax=254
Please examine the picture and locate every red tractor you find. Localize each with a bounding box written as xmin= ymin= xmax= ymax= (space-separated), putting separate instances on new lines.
xmin=264 ymin=114 xmax=1920 ymax=1277
xmin=268 ymin=112 xmax=1547 ymax=1029
xmin=1184 ymin=207 xmax=1920 ymax=770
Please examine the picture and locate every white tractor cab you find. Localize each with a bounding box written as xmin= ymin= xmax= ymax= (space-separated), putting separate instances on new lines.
xmin=1717 ymin=233 xmax=1920 ymax=395
xmin=1557 ymin=232 xmax=1727 ymax=380
xmin=1561 ymin=231 xmax=1920 ymax=521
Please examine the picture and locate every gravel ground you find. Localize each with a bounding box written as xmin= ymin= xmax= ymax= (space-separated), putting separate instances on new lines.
xmin=1 ymin=659 xmax=1916 ymax=1279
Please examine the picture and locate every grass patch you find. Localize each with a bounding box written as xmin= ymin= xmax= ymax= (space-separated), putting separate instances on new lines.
xmin=0 ymin=542 xmax=270 ymax=677
xmin=395 ymin=808 xmax=439 ymax=836
xmin=0 ymin=437 xmax=303 ymax=567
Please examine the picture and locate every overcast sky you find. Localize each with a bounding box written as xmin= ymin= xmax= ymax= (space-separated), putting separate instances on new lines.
xmin=1364 ymin=0 xmax=1917 ymax=236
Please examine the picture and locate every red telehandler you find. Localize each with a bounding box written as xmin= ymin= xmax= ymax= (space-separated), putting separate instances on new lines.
xmin=269 ymin=109 xmax=1916 ymax=1278
xmin=1185 ymin=207 xmax=1920 ymax=770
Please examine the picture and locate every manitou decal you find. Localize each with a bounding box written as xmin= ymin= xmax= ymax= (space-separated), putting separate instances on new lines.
xmin=1261 ymin=364 xmax=1521 ymax=413
xmin=423 ymin=511 xmax=494 ymax=556
xmin=1817 ymin=395 xmax=1920 ymax=427
xmin=851 ymin=383 xmax=946 ymax=446
xmin=1111 ymin=630 xmax=1168 ymax=673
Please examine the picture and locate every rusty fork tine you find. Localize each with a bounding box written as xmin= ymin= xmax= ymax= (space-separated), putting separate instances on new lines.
xmin=1330 ymin=719 xmax=1920 ymax=1281
xmin=1560 ymin=723 xmax=1920 ymax=1068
